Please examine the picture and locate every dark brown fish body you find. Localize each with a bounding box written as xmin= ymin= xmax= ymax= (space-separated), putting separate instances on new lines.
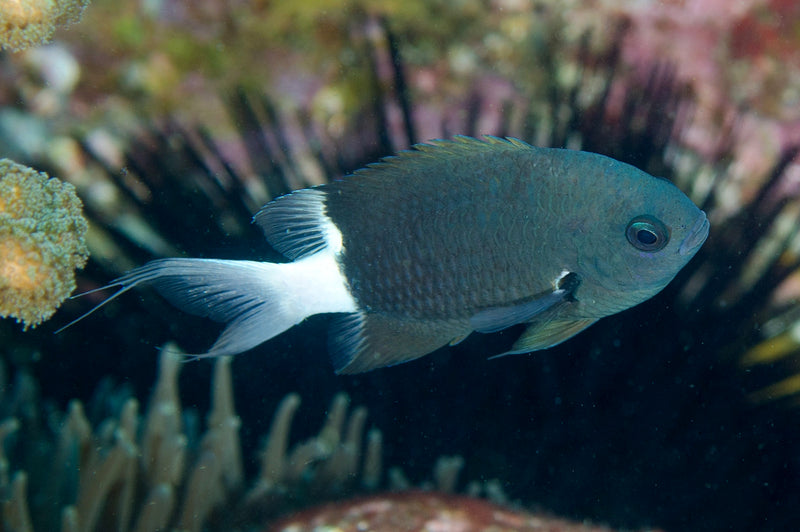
xmin=313 ymin=137 xmax=707 ymax=370
xmin=67 ymin=137 xmax=709 ymax=373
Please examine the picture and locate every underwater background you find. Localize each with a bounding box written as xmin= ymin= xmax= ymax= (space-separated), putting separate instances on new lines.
xmin=2 ymin=0 xmax=800 ymax=530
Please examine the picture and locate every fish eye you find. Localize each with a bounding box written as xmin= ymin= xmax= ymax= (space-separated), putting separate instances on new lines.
xmin=626 ymin=216 xmax=669 ymax=252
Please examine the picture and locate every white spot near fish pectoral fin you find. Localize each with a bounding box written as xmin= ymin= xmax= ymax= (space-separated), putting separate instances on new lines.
xmin=553 ymin=269 xmax=572 ymax=288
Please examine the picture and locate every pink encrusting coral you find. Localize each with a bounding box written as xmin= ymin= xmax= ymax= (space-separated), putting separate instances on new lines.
xmin=269 ymin=491 xmax=659 ymax=532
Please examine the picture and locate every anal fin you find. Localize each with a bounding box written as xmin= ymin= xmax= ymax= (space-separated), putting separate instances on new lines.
xmin=329 ymin=312 xmax=469 ymax=374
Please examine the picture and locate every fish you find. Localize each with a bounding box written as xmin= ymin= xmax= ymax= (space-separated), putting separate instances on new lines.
xmin=64 ymin=136 xmax=710 ymax=373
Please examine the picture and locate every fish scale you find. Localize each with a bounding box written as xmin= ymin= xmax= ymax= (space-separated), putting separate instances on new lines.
xmin=328 ymin=151 xmax=556 ymax=318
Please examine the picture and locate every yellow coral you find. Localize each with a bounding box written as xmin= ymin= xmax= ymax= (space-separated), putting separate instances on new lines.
xmin=0 ymin=159 xmax=88 ymax=329
xmin=0 ymin=0 xmax=90 ymax=52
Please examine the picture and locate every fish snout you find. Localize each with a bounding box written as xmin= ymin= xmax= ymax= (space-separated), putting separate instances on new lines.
xmin=679 ymin=211 xmax=710 ymax=256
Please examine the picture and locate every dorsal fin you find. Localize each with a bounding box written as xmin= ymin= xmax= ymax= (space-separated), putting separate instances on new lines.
xmin=353 ymin=136 xmax=534 ymax=177
xmin=255 ymin=138 xmax=533 ymax=261
xmin=254 ymin=188 xmax=341 ymax=260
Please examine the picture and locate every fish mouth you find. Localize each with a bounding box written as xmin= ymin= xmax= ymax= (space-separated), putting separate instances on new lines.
xmin=679 ymin=210 xmax=710 ymax=256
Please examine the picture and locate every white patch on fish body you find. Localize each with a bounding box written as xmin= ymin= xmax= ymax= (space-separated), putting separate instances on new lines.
xmin=164 ymin=207 xmax=358 ymax=358
xmin=277 ymin=245 xmax=356 ymax=317
xmin=323 ymin=213 xmax=344 ymax=253
xmin=252 ymin=192 xmax=355 ymax=315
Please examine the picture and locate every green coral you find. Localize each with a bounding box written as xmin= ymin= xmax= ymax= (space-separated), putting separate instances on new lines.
xmin=0 ymin=0 xmax=90 ymax=52
xmin=0 ymin=159 xmax=89 ymax=329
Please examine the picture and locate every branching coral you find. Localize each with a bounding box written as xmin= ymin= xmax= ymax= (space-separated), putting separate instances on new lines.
xmin=0 ymin=344 xmax=626 ymax=532
xmin=0 ymin=347 xmax=404 ymax=531
xmin=0 ymin=159 xmax=88 ymax=329
xmin=0 ymin=0 xmax=90 ymax=52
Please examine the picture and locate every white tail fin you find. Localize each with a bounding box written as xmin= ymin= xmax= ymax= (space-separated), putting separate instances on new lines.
xmin=59 ymin=254 xmax=357 ymax=358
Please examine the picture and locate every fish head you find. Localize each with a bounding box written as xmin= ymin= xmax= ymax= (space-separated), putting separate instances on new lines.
xmin=562 ymin=160 xmax=709 ymax=318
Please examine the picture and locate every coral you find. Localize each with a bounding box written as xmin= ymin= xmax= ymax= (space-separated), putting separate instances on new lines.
xmin=0 ymin=345 xmax=607 ymax=532
xmin=0 ymin=347 xmax=396 ymax=531
xmin=0 ymin=0 xmax=90 ymax=52
xmin=0 ymin=159 xmax=88 ymax=329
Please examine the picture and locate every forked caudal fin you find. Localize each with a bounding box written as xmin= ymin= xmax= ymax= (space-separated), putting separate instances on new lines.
xmin=59 ymin=254 xmax=357 ymax=358
xmin=59 ymin=187 xmax=358 ymax=359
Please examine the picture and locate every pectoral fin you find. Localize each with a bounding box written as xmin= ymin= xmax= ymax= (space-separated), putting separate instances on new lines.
xmin=469 ymin=272 xmax=581 ymax=333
